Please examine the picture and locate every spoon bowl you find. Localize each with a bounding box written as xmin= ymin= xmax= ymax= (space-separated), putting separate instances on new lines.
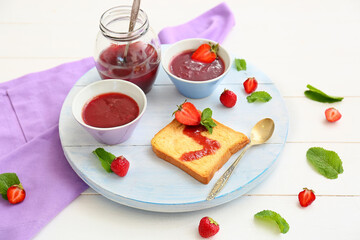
xmin=250 ymin=118 xmax=275 ymax=145
xmin=207 ymin=118 xmax=275 ymax=200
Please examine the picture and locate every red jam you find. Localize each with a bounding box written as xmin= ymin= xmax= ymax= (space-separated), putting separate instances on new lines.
xmin=169 ymin=50 xmax=225 ymax=81
xmin=82 ymin=92 xmax=139 ymax=128
xmin=180 ymin=125 xmax=221 ymax=161
xmin=96 ymin=41 xmax=160 ymax=93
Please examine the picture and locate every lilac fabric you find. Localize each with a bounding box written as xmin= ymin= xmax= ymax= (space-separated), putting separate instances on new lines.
xmin=0 ymin=58 xmax=94 ymax=240
xmin=158 ymin=2 xmax=235 ymax=44
xmin=0 ymin=2 xmax=234 ymax=239
xmin=0 ymin=126 xmax=87 ymax=239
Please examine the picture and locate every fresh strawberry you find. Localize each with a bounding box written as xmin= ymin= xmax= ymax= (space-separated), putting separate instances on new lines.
xmin=7 ymin=184 xmax=26 ymax=204
xmin=243 ymin=77 xmax=258 ymax=94
xmin=325 ymin=108 xmax=342 ymax=122
xmin=173 ymin=101 xmax=201 ymax=126
xmin=220 ymin=89 xmax=237 ymax=108
xmin=298 ymin=188 xmax=316 ymax=207
xmin=111 ymin=156 xmax=130 ymax=177
xmin=191 ymin=43 xmax=219 ymax=63
xmin=198 ymin=216 xmax=220 ymax=238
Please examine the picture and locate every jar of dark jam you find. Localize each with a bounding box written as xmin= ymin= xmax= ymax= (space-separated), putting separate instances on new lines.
xmin=95 ymin=6 xmax=161 ymax=93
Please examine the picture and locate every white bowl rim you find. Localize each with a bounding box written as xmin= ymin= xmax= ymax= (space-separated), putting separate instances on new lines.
xmin=161 ymin=38 xmax=231 ymax=84
xmin=72 ymin=79 xmax=147 ymax=131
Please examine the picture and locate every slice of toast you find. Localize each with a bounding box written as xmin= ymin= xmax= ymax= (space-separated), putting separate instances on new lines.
xmin=151 ymin=119 xmax=249 ymax=184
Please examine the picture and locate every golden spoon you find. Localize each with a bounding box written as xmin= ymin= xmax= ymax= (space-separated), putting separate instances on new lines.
xmin=207 ymin=118 xmax=275 ymax=201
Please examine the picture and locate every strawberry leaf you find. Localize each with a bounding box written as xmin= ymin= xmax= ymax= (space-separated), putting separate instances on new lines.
xmin=210 ymin=43 xmax=219 ymax=54
xmin=0 ymin=173 xmax=21 ymax=200
xmin=200 ymin=108 xmax=217 ymax=134
xmin=93 ymin=148 xmax=116 ymax=173
xmin=254 ymin=210 xmax=290 ymax=234
xmin=208 ymin=217 xmax=219 ymax=226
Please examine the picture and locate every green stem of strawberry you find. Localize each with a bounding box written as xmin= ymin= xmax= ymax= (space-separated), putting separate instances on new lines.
xmin=210 ymin=43 xmax=219 ymax=55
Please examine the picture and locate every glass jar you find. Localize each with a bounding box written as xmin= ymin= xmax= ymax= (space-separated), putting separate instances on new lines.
xmin=94 ymin=6 xmax=161 ymax=93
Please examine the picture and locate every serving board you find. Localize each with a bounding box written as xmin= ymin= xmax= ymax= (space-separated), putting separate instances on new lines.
xmin=59 ymin=46 xmax=289 ymax=212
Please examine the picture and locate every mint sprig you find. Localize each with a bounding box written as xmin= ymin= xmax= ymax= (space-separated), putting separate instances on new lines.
xmin=200 ymin=108 xmax=217 ymax=134
xmin=0 ymin=173 xmax=21 ymax=200
xmin=254 ymin=210 xmax=290 ymax=234
xmin=304 ymin=84 xmax=343 ymax=103
xmin=234 ymin=58 xmax=246 ymax=71
xmin=306 ymin=147 xmax=343 ymax=179
xmin=93 ymin=148 xmax=116 ymax=172
xmin=246 ymin=91 xmax=272 ymax=103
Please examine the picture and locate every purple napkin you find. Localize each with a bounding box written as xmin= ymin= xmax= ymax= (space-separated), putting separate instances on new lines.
xmin=0 ymin=58 xmax=94 ymax=148
xmin=0 ymin=58 xmax=93 ymax=240
xmin=0 ymin=126 xmax=87 ymax=239
xmin=0 ymin=3 xmax=234 ymax=239
xmin=158 ymin=2 xmax=235 ymax=44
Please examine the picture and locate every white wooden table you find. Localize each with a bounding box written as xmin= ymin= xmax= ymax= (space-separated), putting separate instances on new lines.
xmin=1 ymin=0 xmax=359 ymax=239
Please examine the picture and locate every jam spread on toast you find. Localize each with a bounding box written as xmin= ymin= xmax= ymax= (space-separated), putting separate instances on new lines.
xmin=181 ymin=125 xmax=220 ymax=161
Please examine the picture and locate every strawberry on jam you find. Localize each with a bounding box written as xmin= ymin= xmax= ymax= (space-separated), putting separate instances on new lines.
xmin=191 ymin=43 xmax=219 ymax=63
xmin=169 ymin=43 xmax=225 ymax=81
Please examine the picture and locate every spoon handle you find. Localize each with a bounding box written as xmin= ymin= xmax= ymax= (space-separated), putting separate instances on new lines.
xmin=207 ymin=144 xmax=251 ymax=201
xmin=128 ymin=0 xmax=141 ymax=32
xmin=124 ymin=0 xmax=141 ymax=60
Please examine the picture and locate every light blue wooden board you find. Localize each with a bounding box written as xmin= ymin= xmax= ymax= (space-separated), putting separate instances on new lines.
xmin=59 ymin=45 xmax=289 ymax=212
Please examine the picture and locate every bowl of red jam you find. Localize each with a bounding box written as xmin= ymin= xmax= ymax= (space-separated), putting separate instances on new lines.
xmin=162 ymin=38 xmax=231 ymax=99
xmin=72 ymin=80 xmax=147 ymax=145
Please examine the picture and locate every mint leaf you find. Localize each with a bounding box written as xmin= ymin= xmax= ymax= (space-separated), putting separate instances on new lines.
xmin=235 ymin=58 xmax=246 ymax=71
xmin=0 ymin=173 xmax=20 ymax=200
xmin=201 ymin=108 xmax=212 ymax=120
xmin=304 ymin=84 xmax=343 ymax=103
xmin=93 ymin=148 xmax=116 ymax=173
xmin=306 ymin=147 xmax=343 ymax=179
xmin=200 ymin=108 xmax=217 ymax=134
xmin=247 ymin=91 xmax=272 ymax=103
xmin=254 ymin=210 xmax=290 ymax=234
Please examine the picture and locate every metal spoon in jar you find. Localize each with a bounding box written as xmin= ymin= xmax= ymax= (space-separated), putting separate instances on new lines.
xmin=206 ymin=118 xmax=275 ymax=201
xmin=123 ymin=0 xmax=141 ymax=62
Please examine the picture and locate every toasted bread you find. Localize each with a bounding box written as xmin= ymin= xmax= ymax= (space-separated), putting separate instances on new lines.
xmin=151 ymin=119 xmax=249 ymax=184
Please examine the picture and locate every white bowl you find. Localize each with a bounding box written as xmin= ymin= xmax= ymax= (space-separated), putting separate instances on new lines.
xmin=162 ymin=38 xmax=231 ymax=99
xmin=72 ymin=80 xmax=147 ymax=145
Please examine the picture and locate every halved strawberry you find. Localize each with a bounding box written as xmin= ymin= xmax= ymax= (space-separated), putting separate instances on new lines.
xmin=243 ymin=77 xmax=258 ymax=94
xmin=325 ymin=108 xmax=342 ymax=122
xmin=173 ymin=101 xmax=201 ymax=126
xmin=7 ymin=184 xmax=26 ymax=204
xmin=298 ymin=188 xmax=315 ymax=207
xmin=191 ymin=43 xmax=219 ymax=63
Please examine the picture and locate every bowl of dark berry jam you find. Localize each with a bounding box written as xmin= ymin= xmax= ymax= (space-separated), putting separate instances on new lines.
xmin=72 ymin=80 xmax=147 ymax=145
xmin=162 ymin=38 xmax=231 ymax=99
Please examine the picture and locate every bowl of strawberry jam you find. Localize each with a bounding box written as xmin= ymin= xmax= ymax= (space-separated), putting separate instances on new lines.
xmin=72 ymin=80 xmax=147 ymax=145
xmin=162 ymin=38 xmax=231 ymax=99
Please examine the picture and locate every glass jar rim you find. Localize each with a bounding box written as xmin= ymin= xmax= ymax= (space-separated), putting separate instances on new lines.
xmin=99 ymin=5 xmax=149 ymax=41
